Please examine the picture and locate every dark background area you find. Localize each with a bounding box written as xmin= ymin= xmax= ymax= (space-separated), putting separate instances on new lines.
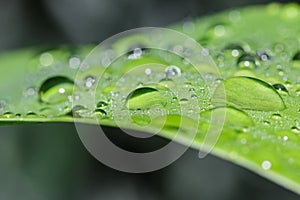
xmin=0 ymin=0 xmax=299 ymax=199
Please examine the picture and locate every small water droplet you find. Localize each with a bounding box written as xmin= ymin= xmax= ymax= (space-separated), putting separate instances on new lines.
xmin=261 ymin=160 xmax=272 ymax=170
xmin=69 ymin=56 xmax=81 ymax=69
xmin=84 ymin=76 xmax=96 ymax=88
xmin=214 ymin=25 xmax=226 ymax=37
xmin=2 ymin=112 xmax=14 ymax=118
xmin=283 ymin=135 xmax=289 ymax=141
xmin=291 ymin=126 xmax=300 ymax=134
xmin=39 ymin=76 xmax=74 ymax=104
xmin=23 ymin=87 xmax=37 ymax=97
xmin=179 ymin=98 xmax=189 ymax=104
xmin=257 ymin=51 xmax=271 ymax=61
xmin=145 ymin=68 xmax=152 ymax=75
xmin=93 ymin=109 xmax=107 ymax=119
xmin=72 ymin=105 xmax=89 ymax=118
xmin=272 ymin=113 xmax=282 ymax=120
xmin=97 ymin=101 xmax=108 ymax=109
xmin=26 ymin=112 xmax=38 ymax=117
xmin=237 ymin=54 xmax=257 ymax=68
xmin=128 ymin=48 xmax=143 ymax=60
xmin=272 ymin=83 xmax=288 ymax=93
xmin=224 ymin=44 xmax=244 ymax=57
xmin=165 ymin=65 xmax=181 ymax=79
xmin=40 ymin=53 xmax=54 ymax=67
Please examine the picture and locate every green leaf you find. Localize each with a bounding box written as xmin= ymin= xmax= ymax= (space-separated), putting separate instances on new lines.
xmin=1 ymin=2 xmax=300 ymax=194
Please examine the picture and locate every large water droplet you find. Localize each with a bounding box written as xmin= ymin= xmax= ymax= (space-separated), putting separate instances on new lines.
xmin=39 ymin=76 xmax=74 ymax=104
xmin=212 ymin=77 xmax=286 ymax=111
xmin=125 ymin=87 xmax=165 ymax=110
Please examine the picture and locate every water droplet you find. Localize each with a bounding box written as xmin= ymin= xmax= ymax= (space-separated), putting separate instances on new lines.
xmin=1 ymin=112 xmax=14 ymax=118
xmin=40 ymin=53 xmax=54 ymax=67
xmin=165 ymin=65 xmax=181 ymax=79
xmin=272 ymin=113 xmax=282 ymax=120
xmin=291 ymin=126 xmax=300 ymax=134
xmin=69 ymin=56 xmax=81 ymax=69
xmin=84 ymin=76 xmax=96 ymax=88
xmin=125 ymin=87 xmax=165 ymax=110
xmin=272 ymin=83 xmax=288 ymax=93
xmin=159 ymin=78 xmax=176 ymax=88
xmin=283 ymin=135 xmax=289 ymax=141
xmin=72 ymin=105 xmax=89 ymax=118
xmin=237 ymin=54 xmax=257 ymax=68
xmin=39 ymin=76 xmax=74 ymax=104
xmin=257 ymin=51 xmax=271 ymax=61
xmin=93 ymin=109 xmax=107 ymax=119
xmin=145 ymin=68 xmax=152 ymax=75
xmin=179 ymin=98 xmax=189 ymax=104
xmin=261 ymin=160 xmax=272 ymax=170
xmin=128 ymin=48 xmax=143 ymax=60
xmin=26 ymin=112 xmax=38 ymax=117
xmin=23 ymin=87 xmax=37 ymax=97
xmin=214 ymin=25 xmax=226 ymax=37
xmin=212 ymin=77 xmax=286 ymax=111
xmin=224 ymin=44 xmax=244 ymax=57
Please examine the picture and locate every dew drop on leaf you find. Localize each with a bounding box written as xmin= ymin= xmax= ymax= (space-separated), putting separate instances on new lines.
xmin=125 ymin=87 xmax=165 ymax=110
xmin=40 ymin=53 xmax=54 ymax=67
xmin=165 ymin=65 xmax=181 ymax=79
xmin=237 ymin=54 xmax=257 ymax=68
xmin=84 ymin=76 xmax=96 ymax=88
xmin=261 ymin=160 xmax=272 ymax=170
xmin=128 ymin=48 xmax=143 ymax=60
xmin=272 ymin=83 xmax=288 ymax=93
xmin=39 ymin=76 xmax=74 ymax=104
xmin=93 ymin=109 xmax=107 ymax=119
xmin=224 ymin=44 xmax=244 ymax=57
xmin=272 ymin=113 xmax=282 ymax=120
xmin=291 ymin=126 xmax=300 ymax=134
xmin=256 ymin=51 xmax=271 ymax=61
xmin=72 ymin=105 xmax=89 ymax=118
xmin=1 ymin=112 xmax=14 ymax=118
xmin=96 ymin=101 xmax=108 ymax=109
xmin=212 ymin=77 xmax=286 ymax=111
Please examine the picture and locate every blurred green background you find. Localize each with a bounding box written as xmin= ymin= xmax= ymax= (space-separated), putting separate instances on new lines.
xmin=0 ymin=0 xmax=299 ymax=199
